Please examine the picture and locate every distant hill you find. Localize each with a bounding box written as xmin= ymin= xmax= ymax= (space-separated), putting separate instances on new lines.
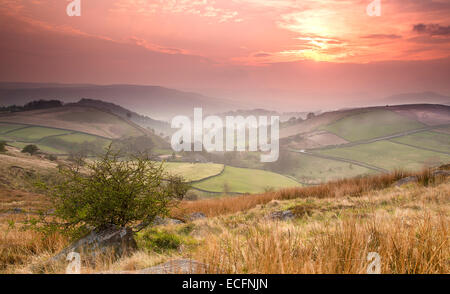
xmin=69 ymin=99 xmax=172 ymax=136
xmin=0 ymin=104 xmax=169 ymax=147
xmin=215 ymin=109 xmax=311 ymax=122
xmin=0 ymin=83 xmax=240 ymax=120
xmin=0 ymin=104 xmax=171 ymax=155
xmin=381 ymin=92 xmax=450 ymax=106
xmin=0 ymin=105 xmax=143 ymax=139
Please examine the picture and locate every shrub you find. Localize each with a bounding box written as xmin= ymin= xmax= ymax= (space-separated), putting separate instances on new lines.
xmin=184 ymin=191 xmax=199 ymax=201
xmin=138 ymin=229 xmax=182 ymax=252
xmin=31 ymin=146 xmax=189 ymax=239
xmin=0 ymin=141 xmax=6 ymax=153
xmin=45 ymin=154 xmax=58 ymax=161
xmin=21 ymin=144 xmax=39 ymax=155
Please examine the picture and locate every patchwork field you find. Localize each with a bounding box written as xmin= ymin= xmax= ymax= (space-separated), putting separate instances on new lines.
xmin=4 ymin=127 xmax=71 ymax=141
xmin=0 ymin=123 xmax=26 ymax=134
xmin=0 ymin=123 xmax=112 ymax=155
xmin=287 ymin=152 xmax=375 ymax=184
xmin=391 ymin=131 xmax=450 ymax=153
xmin=315 ymin=141 xmax=450 ymax=171
xmin=0 ymin=106 xmax=144 ymax=139
xmin=321 ymin=109 xmax=425 ymax=141
xmin=162 ymin=162 xmax=224 ymax=182
xmin=193 ymin=166 xmax=301 ymax=194
xmin=390 ymin=104 xmax=450 ymax=126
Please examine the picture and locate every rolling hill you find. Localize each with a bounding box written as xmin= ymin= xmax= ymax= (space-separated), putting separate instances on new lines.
xmin=0 ymin=104 xmax=170 ymax=155
xmin=381 ymin=92 xmax=450 ymax=106
xmin=69 ymin=99 xmax=172 ymax=136
xmin=274 ymin=104 xmax=450 ymax=183
xmin=0 ymin=83 xmax=239 ymax=120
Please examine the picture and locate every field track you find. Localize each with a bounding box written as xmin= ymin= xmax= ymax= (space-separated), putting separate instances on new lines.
xmin=290 ymin=149 xmax=388 ymax=173
xmin=313 ymin=123 xmax=450 ymax=151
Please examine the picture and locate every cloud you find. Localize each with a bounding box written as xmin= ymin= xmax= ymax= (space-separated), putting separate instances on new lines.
xmin=413 ymin=23 xmax=450 ymax=36
xmin=361 ymin=34 xmax=402 ymax=39
xmin=253 ymin=52 xmax=272 ymax=58
xmin=112 ymin=0 xmax=239 ymax=23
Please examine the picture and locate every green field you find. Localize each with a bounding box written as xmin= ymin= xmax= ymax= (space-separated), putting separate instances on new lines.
xmin=316 ymin=141 xmax=450 ymax=171
xmin=287 ymin=152 xmax=375 ymax=184
xmin=0 ymin=125 xmax=113 ymax=155
xmin=322 ymin=110 xmax=425 ymax=141
xmin=162 ymin=162 xmax=224 ymax=182
xmin=391 ymin=131 xmax=450 ymax=153
xmin=6 ymin=127 xmax=71 ymax=141
xmin=193 ymin=166 xmax=301 ymax=194
xmin=0 ymin=123 xmax=27 ymax=134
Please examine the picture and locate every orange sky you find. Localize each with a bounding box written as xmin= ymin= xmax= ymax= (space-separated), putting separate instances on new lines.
xmin=0 ymin=0 xmax=449 ymax=108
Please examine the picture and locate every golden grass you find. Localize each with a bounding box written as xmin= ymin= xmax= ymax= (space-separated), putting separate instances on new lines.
xmin=0 ymin=220 xmax=68 ymax=273
xmin=174 ymin=169 xmax=427 ymax=218
xmin=193 ymin=181 xmax=450 ymax=274
xmin=197 ymin=215 xmax=448 ymax=274
xmin=0 ymin=168 xmax=448 ymax=274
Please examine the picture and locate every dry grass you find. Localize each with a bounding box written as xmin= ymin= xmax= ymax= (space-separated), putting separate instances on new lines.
xmin=0 ymin=168 xmax=448 ymax=274
xmin=198 ymin=215 xmax=448 ymax=274
xmin=193 ymin=181 xmax=450 ymax=274
xmin=0 ymin=219 xmax=68 ymax=273
xmin=174 ymin=169 xmax=439 ymax=218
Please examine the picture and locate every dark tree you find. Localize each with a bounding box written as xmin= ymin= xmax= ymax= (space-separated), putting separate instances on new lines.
xmin=21 ymin=144 xmax=39 ymax=155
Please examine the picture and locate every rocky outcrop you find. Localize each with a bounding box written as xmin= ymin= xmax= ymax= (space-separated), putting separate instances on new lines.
xmin=394 ymin=176 xmax=418 ymax=187
xmin=269 ymin=210 xmax=295 ymax=221
xmin=189 ymin=212 xmax=206 ymax=221
xmin=52 ymin=225 xmax=137 ymax=263
xmin=152 ymin=216 xmax=184 ymax=226
xmin=138 ymin=259 xmax=208 ymax=274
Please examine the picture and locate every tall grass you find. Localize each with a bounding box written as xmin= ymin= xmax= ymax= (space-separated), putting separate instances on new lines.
xmin=0 ymin=222 xmax=67 ymax=273
xmin=175 ymin=170 xmax=415 ymax=218
xmin=198 ymin=214 xmax=448 ymax=274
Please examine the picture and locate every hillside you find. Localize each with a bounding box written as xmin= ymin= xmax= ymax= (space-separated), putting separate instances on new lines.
xmin=0 ymin=105 xmax=170 ymax=155
xmin=1 ymin=158 xmax=448 ymax=273
xmin=381 ymin=92 xmax=450 ymax=106
xmin=0 ymin=105 xmax=143 ymax=138
xmin=0 ymin=83 xmax=239 ymax=120
xmin=257 ymin=104 xmax=450 ymax=184
xmin=69 ymin=99 xmax=172 ymax=136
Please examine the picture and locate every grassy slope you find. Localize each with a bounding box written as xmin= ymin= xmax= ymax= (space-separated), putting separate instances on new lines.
xmin=287 ymin=152 xmax=375 ymax=184
xmin=0 ymin=107 xmax=170 ymax=154
xmin=0 ymin=106 xmax=143 ymax=139
xmin=193 ymin=166 xmax=301 ymax=193
xmin=2 ymin=168 xmax=448 ymax=274
xmin=322 ymin=109 xmax=425 ymax=141
xmin=5 ymin=127 xmax=71 ymax=141
xmin=316 ymin=141 xmax=450 ymax=171
xmin=0 ymin=123 xmax=26 ymax=134
xmin=0 ymin=125 xmax=113 ymax=155
xmin=162 ymin=162 xmax=224 ymax=182
xmin=391 ymin=131 xmax=450 ymax=153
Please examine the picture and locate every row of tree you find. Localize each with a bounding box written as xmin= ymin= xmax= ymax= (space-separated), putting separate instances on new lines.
xmin=0 ymin=100 xmax=63 ymax=112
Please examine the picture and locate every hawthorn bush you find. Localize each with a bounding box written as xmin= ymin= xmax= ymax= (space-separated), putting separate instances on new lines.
xmin=33 ymin=146 xmax=189 ymax=238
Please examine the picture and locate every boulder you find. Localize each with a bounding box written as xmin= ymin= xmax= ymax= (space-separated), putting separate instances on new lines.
xmin=52 ymin=225 xmax=137 ymax=263
xmin=152 ymin=216 xmax=184 ymax=226
xmin=432 ymin=170 xmax=450 ymax=177
xmin=9 ymin=208 xmax=24 ymax=214
xmin=189 ymin=212 xmax=206 ymax=221
xmin=99 ymin=259 xmax=209 ymax=274
xmin=269 ymin=210 xmax=295 ymax=221
xmin=394 ymin=176 xmax=418 ymax=187
xmin=267 ymin=200 xmax=280 ymax=208
xmin=138 ymin=259 xmax=208 ymax=274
